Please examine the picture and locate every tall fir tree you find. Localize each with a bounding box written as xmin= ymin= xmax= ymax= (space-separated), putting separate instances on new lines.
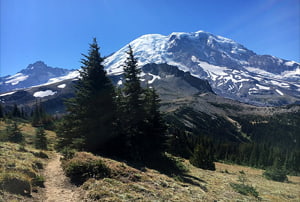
xmin=143 ymin=87 xmax=166 ymax=157
xmin=56 ymin=38 xmax=116 ymax=152
xmin=121 ymin=45 xmax=146 ymax=160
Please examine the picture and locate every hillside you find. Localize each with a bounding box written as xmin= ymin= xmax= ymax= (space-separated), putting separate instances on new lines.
xmin=0 ymin=120 xmax=299 ymax=202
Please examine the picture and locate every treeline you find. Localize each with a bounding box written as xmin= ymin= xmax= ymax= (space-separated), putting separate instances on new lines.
xmin=0 ymin=101 xmax=56 ymax=130
xmin=167 ymin=123 xmax=300 ymax=174
xmin=56 ymin=39 xmax=166 ymax=162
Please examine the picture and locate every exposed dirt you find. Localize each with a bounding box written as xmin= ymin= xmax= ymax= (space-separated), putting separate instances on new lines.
xmin=43 ymin=153 xmax=82 ymax=202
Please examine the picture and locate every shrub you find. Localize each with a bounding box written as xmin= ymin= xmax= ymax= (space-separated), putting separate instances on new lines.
xmin=230 ymin=183 xmax=259 ymax=198
xmin=189 ymin=144 xmax=215 ymax=171
xmin=32 ymin=175 xmax=45 ymax=187
xmin=230 ymin=172 xmax=259 ymax=198
xmin=60 ymin=147 xmax=76 ymax=160
xmin=32 ymin=151 xmax=48 ymax=159
xmin=0 ymin=172 xmax=31 ymax=195
xmin=62 ymin=152 xmax=111 ymax=184
xmin=263 ymin=168 xmax=288 ymax=182
xmin=34 ymin=127 xmax=48 ymax=150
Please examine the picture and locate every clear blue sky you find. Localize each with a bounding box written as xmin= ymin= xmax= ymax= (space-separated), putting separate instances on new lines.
xmin=1 ymin=0 xmax=299 ymax=76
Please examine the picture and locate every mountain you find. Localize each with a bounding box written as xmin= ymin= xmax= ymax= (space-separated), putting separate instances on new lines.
xmin=0 ymin=63 xmax=213 ymax=114
xmin=104 ymin=31 xmax=300 ymax=106
xmin=1 ymin=31 xmax=299 ymax=106
xmin=0 ymin=61 xmax=73 ymax=93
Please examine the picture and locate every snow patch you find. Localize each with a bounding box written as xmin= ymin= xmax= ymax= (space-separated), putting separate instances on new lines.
xmin=117 ymin=80 xmax=122 ymax=85
xmin=256 ymin=84 xmax=270 ymax=90
xmin=0 ymin=91 xmax=16 ymax=97
xmin=275 ymin=89 xmax=284 ymax=96
xmin=5 ymin=73 xmax=29 ymax=85
xmin=33 ymin=90 xmax=57 ymax=98
xmin=148 ymin=74 xmax=161 ymax=84
xmin=57 ymin=84 xmax=66 ymax=89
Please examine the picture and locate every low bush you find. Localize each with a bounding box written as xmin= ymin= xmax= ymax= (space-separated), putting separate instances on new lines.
xmin=263 ymin=168 xmax=288 ymax=182
xmin=230 ymin=182 xmax=259 ymax=198
xmin=0 ymin=172 xmax=31 ymax=195
xmin=62 ymin=152 xmax=111 ymax=184
xmin=31 ymin=175 xmax=45 ymax=187
xmin=32 ymin=151 xmax=48 ymax=159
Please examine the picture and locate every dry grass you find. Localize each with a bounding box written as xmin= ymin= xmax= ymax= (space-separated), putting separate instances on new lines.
xmin=0 ymin=120 xmax=55 ymax=201
xmin=80 ymin=155 xmax=300 ymax=202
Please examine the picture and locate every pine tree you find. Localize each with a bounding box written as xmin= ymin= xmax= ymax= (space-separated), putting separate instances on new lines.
xmin=143 ymin=87 xmax=166 ymax=157
xmin=0 ymin=103 xmax=4 ymax=118
xmin=6 ymin=122 xmax=24 ymax=143
xmin=190 ymin=144 xmax=216 ymax=171
xmin=12 ymin=104 xmax=21 ymax=117
xmin=35 ymin=127 xmax=48 ymax=150
xmin=56 ymin=38 xmax=116 ymax=152
xmin=121 ymin=45 xmax=145 ymax=160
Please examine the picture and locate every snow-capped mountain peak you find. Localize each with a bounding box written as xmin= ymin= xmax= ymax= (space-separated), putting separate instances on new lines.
xmin=104 ymin=30 xmax=300 ymax=106
xmin=0 ymin=61 xmax=72 ymax=93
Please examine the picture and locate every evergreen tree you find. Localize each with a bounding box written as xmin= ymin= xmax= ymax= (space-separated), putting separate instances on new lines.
xmin=0 ymin=103 xmax=4 ymax=118
xmin=121 ymin=45 xmax=145 ymax=160
xmin=56 ymin=38 xmax=116 ymax=152
xmin=143 ymin=87 xmax=166 ymax=156
xmin=6 ymin=122 xmax=24 ymax=143
xmin=190 ymin=144 xmax=216 ymax=171
xmin=12 ymin=104 xmax=21 ymax=117
xmin=35 ymin=127 xmax=48 ymax=150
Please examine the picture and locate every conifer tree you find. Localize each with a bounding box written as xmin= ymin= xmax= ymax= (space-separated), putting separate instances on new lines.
xmin=35 ymin=127 xmax=48 ymax=150
xmin=0 ymin=103 xmax=4 ymax=118
xmin=143 ymin=87 xmax=166 ymax=156
xmin=12 ymin=104 xmax=21 ymax=117
xmin=121 ymin=45 xmax=145 ymax=160
xmin=6 ymin=122 xmax=24 ymax=143
xmin=56 ymin=38 xmax=116 ymax=152
xmin=190 ymin=144 xmax=216 ymax=171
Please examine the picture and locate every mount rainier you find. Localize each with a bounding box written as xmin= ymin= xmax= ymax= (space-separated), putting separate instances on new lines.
xmin=104 ymin=30 xmax=300 ymax=106
xmin=1 ymin=30 xmax=299 ymax=106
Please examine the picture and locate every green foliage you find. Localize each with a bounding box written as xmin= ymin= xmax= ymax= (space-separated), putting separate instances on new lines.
xmin=31 ymin=151 xmax=48 ymax=159
xmin=230 ymin=183 xmax=259 ymax=198
xmin=56 ymin=38 xmax=116 ymax=152
xmin=263 ymin=168 xmax=288 ymax=182
xmin=6 ymin=122 xmax=24 ymax=143
xmin=60 ymin=147 xmax=77 ymax=160
xmin=109 ymin=46 xmax=166 ymax=161
xmin=0 ymin=103 xmax=4 ymax=118
xmin=31 ymin=101 xmax=54 ymax=129
xmin=62 ymin=152 xmax=111 ymax=184
xmin=230 ymin=172 xmax=259 ymax=198
xmin=189 ymin=144 xmax=215 ymax=171
xmin=31 ymin=175 xmax=45 ymax=187
xmin=34 ymin=127 xmax=48 ymax=150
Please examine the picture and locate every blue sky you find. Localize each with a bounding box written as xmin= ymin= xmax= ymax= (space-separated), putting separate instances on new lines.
xmin=1 ymin=0 xmax=299 ymax=76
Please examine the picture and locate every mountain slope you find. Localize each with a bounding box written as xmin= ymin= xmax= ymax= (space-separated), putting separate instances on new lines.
xmin=104 ymin=31 xmax=300 ymax=106
xmin=0 ymin=61 xmax=73 ymax=93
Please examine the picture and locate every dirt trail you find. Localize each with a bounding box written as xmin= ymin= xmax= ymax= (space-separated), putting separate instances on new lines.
xmin=43 ymin=153 xmax=81 ymax=202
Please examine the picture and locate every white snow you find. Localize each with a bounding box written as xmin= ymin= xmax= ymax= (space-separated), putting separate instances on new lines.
xmin=117 ymin=80 xmax=122 ymax=85
xmin=47 ymin=70 xmax=80 ymax=84
xmin=5 ymin=73 xmax=29 ymax=85
xmin=0 ymin=91 xmax=16 ymax=97
xmin=275 ymin=89 xmax=284 ymax=96
xmin=57 ymin=84 xmax=66 ymax=88
xmin=33 ymin=90 xmax=57 ymax=98
xmin=256 ymin=84 xmax=270 ymax=90
xmin=284 ymin=61 xmax=296 ymax=66
xmin=148 ymin=74 xmax=161 ymax=84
